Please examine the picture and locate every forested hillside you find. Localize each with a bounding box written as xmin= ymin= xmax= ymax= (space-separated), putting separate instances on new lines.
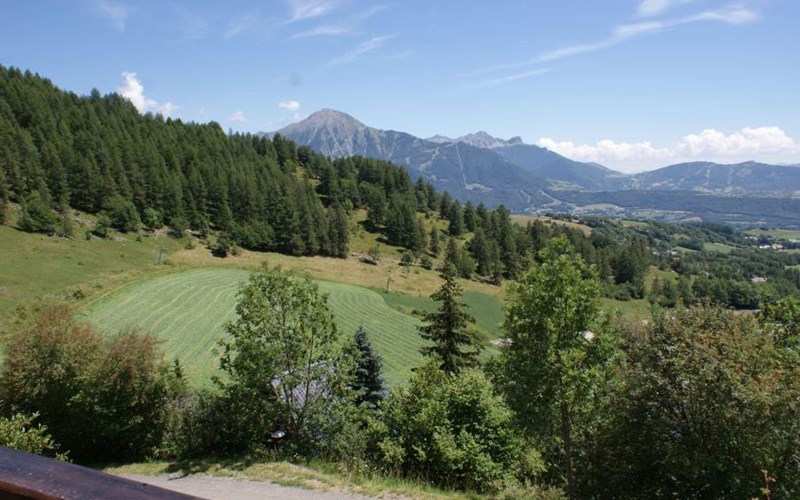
xmin=0 ymin=66 xmax=357 ymax=257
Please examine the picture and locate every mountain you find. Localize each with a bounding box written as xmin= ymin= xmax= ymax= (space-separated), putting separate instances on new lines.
xmin=628 ymin=161 xmax=800 ymax=194
xmin=426 ymin=130 xmax=626 ymax=190
xmin=452 ymin=131 xmax=522 ymax=149
xmin=273 ymin=110 xmax=800 ymax=216
xmin=273 ymin=110 xmax=555 ymax=210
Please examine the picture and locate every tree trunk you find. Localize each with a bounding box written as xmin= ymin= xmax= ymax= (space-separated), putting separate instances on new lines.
xmin=561 ymin=400 xmax=574 ymax=500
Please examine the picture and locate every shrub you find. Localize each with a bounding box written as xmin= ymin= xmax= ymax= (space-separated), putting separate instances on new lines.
xmin=104 ymin=196 xmax=141 ymax=232
xmin=212 ymin=234 xmax=233 ymax=257
xmin=0 ymin=304 xmax=178 ymax=462
xmin=376 ymin=363 xmax=542 ymax=492
xmin=588 ymin=305 xmax=800 ymax=498
xmin=19 ymin=191 xmax=58 ymax=233
xmin=94 ymin=213 xmax=111 ymax=238
xmin=420 ymin=255 xmax=434 ymax=270
xmin=142 ymin=207 xmax=163 ymax=230
xmin=0 ymin=413 xmax=66 ymax=460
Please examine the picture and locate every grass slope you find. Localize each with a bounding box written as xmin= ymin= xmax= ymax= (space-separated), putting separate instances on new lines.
xmin=0 ymin=222 xmax=181 ymax=335
xmin=80 ymin=268 xmax=424 ymax=387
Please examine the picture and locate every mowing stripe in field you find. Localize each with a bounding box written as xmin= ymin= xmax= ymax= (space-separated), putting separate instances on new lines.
xmin=80 ymin=268 xmax=424 ymax=387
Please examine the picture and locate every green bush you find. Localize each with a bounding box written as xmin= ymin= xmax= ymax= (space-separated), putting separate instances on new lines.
xmin=104 ymin=196 xmax=141 ymax=232
xmin=588 ymin=305 xmax=800 ymax=498
xmin=19 ymin=191 xmax=58 ymax=233
xmin=0 ymin=413 xmax=66 ymax=460
xmin=0 ymin=304 xmax=179 ymax=462
xmin=376 ymin=363 xmax=543 ymax=492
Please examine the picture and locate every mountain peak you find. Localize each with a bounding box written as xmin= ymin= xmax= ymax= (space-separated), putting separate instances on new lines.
xmin=455 ymin=131 xmax=512 ymax=149
xmin=299 ymin=108 xmax=366 ymax=129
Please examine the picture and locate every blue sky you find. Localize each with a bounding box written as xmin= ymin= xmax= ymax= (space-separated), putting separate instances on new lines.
xmin=1 ymin=0 xmax=798 ymax=172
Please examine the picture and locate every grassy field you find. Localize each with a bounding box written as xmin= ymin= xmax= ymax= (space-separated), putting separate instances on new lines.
xmin=0 ymin=222 xmax=182 ymax=336
xmin=80 ymin=268 xmax=427 ymax=387
xmin=745 ymin=228 xmax=800 ymax=240
xmin=704 ymin=242 xmax=735 ymax=254
xmin=509 ymin=214 xmax=592 ymax=235
xmin=379 ymin=289 xmax=504 ymax=338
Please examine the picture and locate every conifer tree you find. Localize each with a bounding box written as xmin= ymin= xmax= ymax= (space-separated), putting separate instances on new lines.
xmin=419 ymin=262 xmax=481 ymax=374
xmin=327 ymin=202 xmax=349 ymax=258
xmin=351 ymin=327 xmax=386 ymax=409
xmin=429 ymin=226 xmax=440 ymax=256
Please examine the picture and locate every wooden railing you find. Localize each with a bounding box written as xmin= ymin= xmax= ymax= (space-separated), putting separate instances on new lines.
xmin=0 ymin=446 xmax=199 ymax=499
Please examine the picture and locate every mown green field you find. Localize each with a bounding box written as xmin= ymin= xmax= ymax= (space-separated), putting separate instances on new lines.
xmin=80 ymin=268 xmax=427 ymax=387
xmin=379 ymin=290 xmax=504 ymax=338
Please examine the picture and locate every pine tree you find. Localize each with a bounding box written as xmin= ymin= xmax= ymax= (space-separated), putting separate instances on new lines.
xmin=429 ymin=226 xmax=440 ymax=256
xmin=419 ymin=262 xmax=481 ymax=374
xmin=351 ymin=327 xmax=386 ymax=409
xmin=447 ymin=201 xmax=465 ymax=237
xmin=58 ymin=196 xmax=74 ymax=238
xmin=327 ymin=202 xmax=349 ymax=258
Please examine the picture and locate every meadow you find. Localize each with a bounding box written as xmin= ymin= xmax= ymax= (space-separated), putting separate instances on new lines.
xmin=80 ymin=268 xmax=427 ymax=387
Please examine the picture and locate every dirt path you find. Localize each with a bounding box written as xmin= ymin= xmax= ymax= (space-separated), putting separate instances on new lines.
xmin=118 ymin=473 xmax=377 ymax=500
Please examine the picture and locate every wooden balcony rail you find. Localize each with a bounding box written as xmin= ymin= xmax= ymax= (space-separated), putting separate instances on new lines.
xmin=0 ymin=446 xmax=200 ymax=499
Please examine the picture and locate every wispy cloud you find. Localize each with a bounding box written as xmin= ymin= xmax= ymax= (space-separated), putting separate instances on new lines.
xmin=175 ymin=8 xmax=210 ymax=42
xmin=539 ymin=5 xmax=758 ymax=63
xmin=357 ymin=4 xmax=389 ymax=20
xmin=228 ymin=111 xmax=247 ymax=123
xmin=467 ymin=4 xmax=758 ymax=78
xmin=224 ymin=13 xmax=260 ymax=39
xmin=286 ymin=0 xmax=342 ymax=23
xmin=290 ymin=24 xmax=352 ymax=39
xmin=637 ymin=0 xmax=694 ymax=18
xmin=90 ymin=0 xmax=130 ymax=32
xmin=472 ymin=68 xmax=551 ymax=89
xmin=118 ymin=72 xmax=177 ymax=117
xmin=327 ymin=35 xmax=395 ymax=66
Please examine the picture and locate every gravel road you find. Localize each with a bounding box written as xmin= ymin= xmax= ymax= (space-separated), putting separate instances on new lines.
xmin=118 ymin=473 xmax=377 ymax=500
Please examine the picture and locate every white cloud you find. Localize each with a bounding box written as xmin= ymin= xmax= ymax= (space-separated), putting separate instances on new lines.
xmin=677 ymin=127 xmax=798 ymax=157
xmin=278 ymin=100 xmax=300 ymax=112
xmin=637 ymin=0 xmax=694 ymax=18
xmin=536 ymin=127 xmax=800 ymax=173
xmin=228 ymin=111 xmax=247 ymax=123
xmin=536 ymin=138 xmax=672 ymax=172
xmin=117 ymin=72 xmax=177 ymax=117
xmin=91 ymin=0 xmax=130 ymax=32
xmin=286 ymin=0 xmax=341 ymax=23
xmin=327 ymin=35 xmax=395 ymax=66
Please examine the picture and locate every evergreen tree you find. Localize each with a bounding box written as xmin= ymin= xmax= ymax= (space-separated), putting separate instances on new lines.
xmin=429 ymin=226 xmax=440 ymax=256
xmin=351 ymin=327 xmax=386 ymax=409
xmin=58 ymin=196 xmax=74 ymax=238
xmin=447 ymin=201 xmax=465 ymax=237
xmin=463 ymin=201 xmax=476 ymax=232
xmin=327 ymin=203 xmax=349 ymax=258
xmin=419 ymin=263 xmax=481 ymax=374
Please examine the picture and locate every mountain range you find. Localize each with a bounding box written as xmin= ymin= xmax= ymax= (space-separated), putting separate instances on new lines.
xmin=269 ymin=109 xmax=800 ymax=214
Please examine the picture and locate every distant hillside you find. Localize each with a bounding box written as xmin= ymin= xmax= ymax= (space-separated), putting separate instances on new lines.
xmin=627 ymin=161 xmax=800 ymax=194
xmin=273 ymin=109 xmax=553 ymax=210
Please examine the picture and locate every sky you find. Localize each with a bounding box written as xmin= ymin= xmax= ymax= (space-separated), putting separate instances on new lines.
xmin=1 ymin=0 xmax=798 ymax=172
